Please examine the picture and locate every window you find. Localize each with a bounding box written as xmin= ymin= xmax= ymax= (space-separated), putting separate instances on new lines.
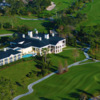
xmin=0 ymin=60 xmax=3 ymax=66
xmin=5 ymin=58 xmax=8 ymax=64
xmin=14 ymin=56 xmax=16 ymax=61
xmin=10 ymin=57 xmax=13 ymax=63
xmin=18 ymin=54 xmax=21 ymax=59
xmin=63 ymin=40 xmax=65 ymax=43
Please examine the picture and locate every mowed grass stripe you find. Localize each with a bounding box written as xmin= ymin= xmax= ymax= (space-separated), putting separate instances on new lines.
xmin=20 ymin=62 xmax=100 ymax=100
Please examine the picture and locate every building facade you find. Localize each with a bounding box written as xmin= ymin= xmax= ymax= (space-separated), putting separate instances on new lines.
xmin=11 ymin=31 xmax=66 ymax=55
xmin=0 ymin=49 xmax=22 ymax=66
xmin=0 ymin=30 xmax=66 ymax=66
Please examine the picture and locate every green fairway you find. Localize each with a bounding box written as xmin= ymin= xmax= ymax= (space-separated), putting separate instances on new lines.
xmin=0 ymin=48 xmax=85 ymax=98
xmin=0 ymin=29 xmax=14 ymax=34
xmin=20 ymin=62 xmax=100 ymax=100
xmin=79 ymin=0 xmax=100 ymax=26
xmin=50 ymin=48 xmax=85 ymax=69
xmin=0 ymin=16 xmax=49 ymax=34
xmin=52 ymin=0 xmax=76 ymax=12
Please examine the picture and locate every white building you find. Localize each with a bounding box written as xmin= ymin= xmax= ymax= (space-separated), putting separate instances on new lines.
xmin=11 ymin=30 xmax=66 ymax=55
xmin=0 ymin=49 xmax=22 ymax=66
xmin=0 ymin=30 xmax=66 ymax=66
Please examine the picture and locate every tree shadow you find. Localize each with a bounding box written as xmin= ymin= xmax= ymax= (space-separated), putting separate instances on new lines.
xmin=69 ymin=92 xmax=80 ymax=99
xmin=63 ymin=1 xmax=69 ymax=4
xmin=41 ymin=21 xmax=56 ymax=31
xmin=15 ymin=81 xmax=22 ymax=86
xmin=50 ymin=65 xmax=58 ymax=72
xmin=0 ymin=36 xmax=9 ymax=43
xmin=59 ymin=97 xmax=71 ymax=100
xmin=97 ymin=81 xmax=100 ymax=84
xmin=77 ymin=89 xmax=93 ymax=97
xmin=96 ymin=89 xmax=100 ymax=93
xmin=9 ymin=29 xmax=18 ymax=33
xmin=39 ymin=97 xmax=52 ymax=100
xmin=54 ymin=54 xmax=70 ymax=59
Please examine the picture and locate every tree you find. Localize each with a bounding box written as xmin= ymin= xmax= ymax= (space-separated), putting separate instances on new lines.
xmin=80 ymin=93 xmax=87 ymax=100
xmin=35 ymin=55 xmax=52 ymax=76
xmin=17 ymin=25 xmax=30 ymax=34
xmin=42 ymin=48 xmax=49 ymax=63
xmin=64 ymin=60 xmax=68 ymax=72
xmin=58 ymin=62 xmax=63 ymax=74
xmin=3 ymin=22 xmax=12 ymax=29
xmin=73 ymin=49 xmax=79 ymax=62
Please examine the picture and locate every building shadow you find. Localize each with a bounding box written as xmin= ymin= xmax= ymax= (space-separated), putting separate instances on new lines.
xmin=39 ymin=97 xmax=52 ymax=100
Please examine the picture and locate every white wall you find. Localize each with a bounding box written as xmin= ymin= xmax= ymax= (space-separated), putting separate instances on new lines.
xmin=21 ymin=47 xmax=33 ymax=54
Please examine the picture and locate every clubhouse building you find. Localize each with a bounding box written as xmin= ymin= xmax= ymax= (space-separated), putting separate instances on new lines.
xmin=0 ymin=30 xmax=66 ymax=66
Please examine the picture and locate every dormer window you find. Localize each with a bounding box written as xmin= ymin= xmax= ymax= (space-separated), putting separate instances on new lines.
xmin=18 ymin=41 xmax=25 ymax=44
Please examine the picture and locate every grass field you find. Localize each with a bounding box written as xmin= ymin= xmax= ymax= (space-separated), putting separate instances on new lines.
xmin=78 ymin=0 xmax=100 ymax=26
xmin=52 ymin=0 xmax=76 ymax=12
xmin=0 ymin=16 xmax=49 ymax=34
xmin=20 ymin=62 xmax=100 ymax=100
xmin=0 ymin=48 xmax=85 ymax=98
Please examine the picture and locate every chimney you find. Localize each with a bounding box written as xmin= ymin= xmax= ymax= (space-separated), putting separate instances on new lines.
xmin=36 ymin=30 xmax=38 ymax=34
xmin=28 ymin=31 xmax=33 ymax=38
xmin=4 ymin=48 xmax=7 ymax=52
xmin=44 ymin=34 xmax=49 ymax=39
xmin=22 ymin=34 xmax=25 ymax=38
xmin=39 ymin=37 xmax=42 ymax=41
xmin=52 ymin=33 xmax=55 ymax=37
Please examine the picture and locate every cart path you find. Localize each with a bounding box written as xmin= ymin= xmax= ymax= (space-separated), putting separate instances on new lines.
xmin=13 ymin=47 xmax=100 ymax=100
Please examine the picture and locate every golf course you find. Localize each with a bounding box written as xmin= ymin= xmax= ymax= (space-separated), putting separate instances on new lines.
xmin=20 ymin=62 xmax=100 ymax=100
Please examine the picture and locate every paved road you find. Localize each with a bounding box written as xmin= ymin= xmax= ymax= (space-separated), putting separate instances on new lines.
xmin=0 ymin=34 xmax=12 ymax=37
xmin=13 ymin=47 xmax=100 ymax=100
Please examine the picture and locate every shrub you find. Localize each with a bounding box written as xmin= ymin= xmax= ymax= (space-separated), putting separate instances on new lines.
xmin=3 ymin=22 xmax=12 ymax=29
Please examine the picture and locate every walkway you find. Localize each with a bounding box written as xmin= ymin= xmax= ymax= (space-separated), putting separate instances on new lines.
xmin=13 ymin=47 xmax=100 ymax=100
xmin=18 ymin=16 xmax=54 ymax=21
xmin=0 ymin=34 xmax=12 ymax=37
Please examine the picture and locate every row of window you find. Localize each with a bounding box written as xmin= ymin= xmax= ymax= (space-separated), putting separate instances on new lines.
xmin=55 ymin=48 xmax=62 ymax=53
xmin=0 ymin=54 xmax=21 ymax=66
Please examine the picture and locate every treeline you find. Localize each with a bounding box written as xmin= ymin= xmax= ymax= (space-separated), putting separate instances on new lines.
xmin=76 ymin=25 xmax=100 ymax=60
xmin=0 ymin=22 xmax=12 ymax=29
xmin=0 ymin=55 xmax=53 ymax=99
xmin=0 ymin=0 xmax=51 ymax=16
xmin=50 ymin=0 xmax=94 ymax=47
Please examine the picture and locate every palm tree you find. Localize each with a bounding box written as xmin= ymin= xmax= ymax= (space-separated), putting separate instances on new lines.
xmin=42 ymin=48 xmax=49 ymax=63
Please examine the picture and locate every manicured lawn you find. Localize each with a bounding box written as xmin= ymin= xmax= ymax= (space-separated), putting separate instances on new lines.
xmin=50 ymin=48 xmax=85 ymax=70
xmin=0 ymin=60 xmax=37 ymax=82
xmin=0 ymin=16 xmax=49 ymax=34
xmin=52 ymin=0 xmax=77 ymax=12
xmin=79 ymin=59 xmax=95 ymax=64
xmin=79 ymin=0 xmax=100 ymax=26
xmin=0 ymin=29 xmax=14 ymax=34
xmin=0 ymin=48 xmax=85 ymax=82
xmin=20 ymin=62 xmax=100 ymax=100
xmin=0 ymin=48 xmax=85 ymax=98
